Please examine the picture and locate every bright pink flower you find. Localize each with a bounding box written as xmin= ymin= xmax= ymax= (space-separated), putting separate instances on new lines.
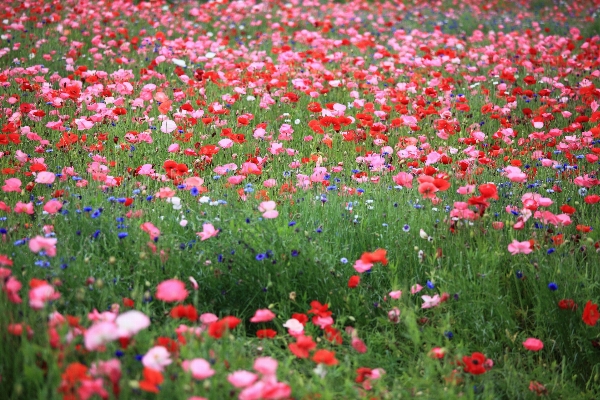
xmin=29 ymin=236 xmax=57 ymax=257
xmin=156 ymin=279 xmax=188 ymax=302
xmin=523 ymin=338 xmax=544 ymax=351
xmin=29 ymin=282 xmax=60 ymax=310
xmin=392 ymin=172 xmax=413 ymax=188
xmin=250 ymin=309 xmax=276 ymax=323
xmin=43 ymin=199 xmax=62 ymax=214
xmin=196 ymin=223 xmax=219 ymax=241
xmin=2 ymin=178 xmax=21 ymax=192
xmin=14 ymin=201 xmax=34 ymax=214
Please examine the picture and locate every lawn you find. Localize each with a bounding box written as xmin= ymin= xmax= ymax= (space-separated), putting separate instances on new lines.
xmin=1 ymin=0 xmax=600 ymax=398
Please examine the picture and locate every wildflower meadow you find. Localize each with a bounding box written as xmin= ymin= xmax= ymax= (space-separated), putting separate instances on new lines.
xmin=1 ymin=0 xmax=600 ymax=398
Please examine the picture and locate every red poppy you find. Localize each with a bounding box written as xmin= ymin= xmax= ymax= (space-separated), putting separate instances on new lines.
xmin=461 ymin=352 xmax=487 ymax=375
xmin=558 ymin=299 xmax=577 ymax=311
xmin=583 ymin=301 xmax=599 ymax=327
xmin=348 ymin=275 xmax=360 ymax=288
xmin=312 ymin=349 xmax=338 ymax=366
xmin=139 ymin=368 xmax=163 ymax=393
xmin=360 ymin=248 xmax=388 ymax=265
xmin=256 ymin=329 xmax=277 ymax=339
xmin=170 ymin=304 xmax=198 ymax=322
xmin=289 ymin=335 xmax=316 ymax=358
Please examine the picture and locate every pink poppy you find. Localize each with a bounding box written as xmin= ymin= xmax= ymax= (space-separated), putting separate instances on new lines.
xmin=507 ymin=240 xmax=533 ymax=255
xmin=43 ymin=200 xmax=63 ymax=214
xmin=156 ymin=279 xmax=189 ymax=302
xmin=250 ymin=309 xmax=276 ymax=323
xmin=228 ymin=370 xmax=258 ymax=388
xmin=258 ymin=201 xmax=278 ymax=219
xmin=196 ymin=223 xmax=219 ymax=241
xmin=142 ymin=346 xmax=172 ymax=372
xmin=84 ymin=321 xmax=120 ymax=351
xmin=523 ymin=338 xmax=544 ymax=352
xmin=29 ymin=236 xmax=57 ymax=257
xmin=35 ymin=171 xmax=56 ymax=184
xmin=182 ymin=358 xmax=215 ymax=380
xmin=2 ymin=178 xmax=21 ymax=192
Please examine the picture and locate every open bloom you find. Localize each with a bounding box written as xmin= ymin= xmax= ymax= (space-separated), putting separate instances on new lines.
xmin=196 ymin=223 xmax=219 ymax=241
xmin=258 ymin=201 xmax=278 ymax=219
xmin=507 ymin=240 xmax=533 ymax=255
xmin=250 ymin=309 xmax=276 ymax=323
xmin=156 ymin=279 xmax=188 ymax=302
xmin=29 ymin=236 xmax=58 ymax=257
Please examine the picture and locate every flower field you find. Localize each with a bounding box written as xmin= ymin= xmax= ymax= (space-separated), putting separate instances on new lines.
xmin=1 ymin=0 xmax=600 ymax=398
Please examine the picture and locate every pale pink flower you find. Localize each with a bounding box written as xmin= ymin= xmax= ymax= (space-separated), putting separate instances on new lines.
xmin=156 ymin=279 xmax=188 ymax=302
xmin=160 ymin=120 xmax=177 ymax=133
xmin=115 ymin=310 xmax=150 ymax=338
xmin=258 ymin=201 xmax=278 ymax=219
xmin=196 ymin=223 xmax=219 ymax=241
xmin=168 ymin=143 xmax=180 ymax=153
xmin=35 ymin=171 xmax=56 ymax=184
xmin=421 ymin=294 xmax=441 ymax=309
xmin=142 ymin=346 xmax=172 ymax=371
xmin=410 ymin=284 xmax=423 ymax=294
xmin=282 ymin=319 xmax=304 ymax=336
xmin=182 ymin=358 xmax=215 ymax=380
xmin=250 ymin=309 xmax=276 ymax=323
xmin=84 ymin=321 xmax=120 ymax=351
xmin=507 ymin=240 xmax=533 ymax=255
xmin=353 ymin=259 xmax=373 ymax=273
xmin=263 ymin=179 xmax=277 ymax=188
xmin=253 ymin=357 xmax=278 ymax=377
xmin=389 ymin=290 xmax=402 ymax=299
xmin=228 ymin=370 xmax=258 ymax=388
xmin=29 ymin=236 xmax=57 ymax=257
xmin=29 ymin=282 xmax=60 ymax=310
xmin=218 ymin=138 xmax=234 ymax=148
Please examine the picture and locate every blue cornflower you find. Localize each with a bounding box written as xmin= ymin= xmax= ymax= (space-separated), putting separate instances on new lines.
xmin=288 ymin=221 xmax=296 ymax=227
xmin=516 ymin=270 xmax=523 ymax=279
xmin=426 ymin=280 xmax=435 ymax=289
xmin=402 ymin=224 xmax=410 ymax=232
xmin=340 ymin=257 xmax=348 ymax=264
xmin=256 ymin=253 xmax=266 ymax=261
xmin=190 ymin=187 xmax=199 ymax=196
xmin=291 ymin=250 xmax=299 ymax=257
xmin=118 ymin=232 xmax=128 ymax=239
xmin=548 ymin=282 xmax=558 ymax=291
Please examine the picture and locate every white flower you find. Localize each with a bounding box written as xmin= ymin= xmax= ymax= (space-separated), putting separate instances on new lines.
xmin=172 ymin=58 xmax=186 ymax=68
xmin=205 ymin=52 xmax=216 ymax=59
xmin=419 ymin=229 xmax=429 ymax=240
